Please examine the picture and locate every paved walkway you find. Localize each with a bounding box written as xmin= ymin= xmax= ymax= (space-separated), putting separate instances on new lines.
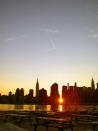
xmin=0 ymin=123 xmax=96 ymax=131
xmin=0 ymin=123 xmax=27 ymax=131
xmin=0 ymin=120 xmax=98 ymax=131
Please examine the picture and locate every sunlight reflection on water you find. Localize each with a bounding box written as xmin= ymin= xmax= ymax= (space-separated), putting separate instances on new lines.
xmin=0 ymin=104 xmax=97 ymax=112
xmin=58 ymin=105 xmax=63 ymax=112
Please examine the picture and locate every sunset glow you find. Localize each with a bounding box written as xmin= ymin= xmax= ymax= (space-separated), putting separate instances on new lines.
xmin=59 ymin=97 xmax=63 ymax=104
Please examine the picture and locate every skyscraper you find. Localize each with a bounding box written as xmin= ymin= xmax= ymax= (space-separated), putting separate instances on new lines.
xmin=62 ymin=85 xmax=67 ymax=104
xmin=91 ymin=77 xmax=95 ymax=90
xmin=29 ymin=89 xmax=33 ymax=98
xmin=36 ymin=78 xmax=39 ymax=98
xmin=15 ymin=88 xmax=24 ymax=104
xmin=38 ymin=88 xmax=47 ymax=104
xmin=50 ymin=83 xmax=60 ymax=104
xmin=97 ymin=83 xmax=98 ymax=89
xmin=74 ymin=82 xmax=77 ymax=87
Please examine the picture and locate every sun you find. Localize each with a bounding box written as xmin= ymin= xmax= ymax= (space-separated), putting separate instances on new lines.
xmin=59 ymin=97 xmax=63 ymax=104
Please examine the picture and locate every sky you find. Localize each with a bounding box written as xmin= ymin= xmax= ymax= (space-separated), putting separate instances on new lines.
xmin=0 ymin=0 xmax=98 ymax=96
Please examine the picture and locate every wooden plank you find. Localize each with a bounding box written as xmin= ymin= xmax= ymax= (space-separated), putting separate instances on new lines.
xmin=36 ymin=117 xmax=71 ymax=122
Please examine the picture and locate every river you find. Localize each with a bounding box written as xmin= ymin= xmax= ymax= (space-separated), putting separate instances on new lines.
xmin=0 ymin=104 xmax=98 ymax=112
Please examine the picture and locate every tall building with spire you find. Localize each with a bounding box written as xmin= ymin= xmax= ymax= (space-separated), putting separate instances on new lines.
xmin=91 ymin=77 xmax=95 ymax=90
xmin=36 ymin=78 xmax=39 ymax=98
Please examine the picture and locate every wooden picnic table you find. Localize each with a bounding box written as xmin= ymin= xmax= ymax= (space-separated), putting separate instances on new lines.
xmin=71 ymin=114 xmax=92 ymax=121
xmin=6 ymin=113 xmax=31 ymax=120
xmin=34 ymin=116 xmax=73 ymax=131
xmin=6 ymin=114 xmax=30 ymax=117
xmin=89 ymin=121 xmax=98 ymax=131
xmin=91 ymin=111 xmax=98 ymax=116
xmin=36 ymin=117 xmax=71 ymax=122
xmin=71 ymin=114 xmax=98 ymax=131
xmin=5 ymin=113 xmax=33 ymax=126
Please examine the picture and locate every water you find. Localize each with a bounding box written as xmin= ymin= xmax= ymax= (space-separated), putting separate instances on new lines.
xmin=0 ymin=104 xmax=51 ymax=111
xmin=0 ymin=104 xmax=98 ymax=112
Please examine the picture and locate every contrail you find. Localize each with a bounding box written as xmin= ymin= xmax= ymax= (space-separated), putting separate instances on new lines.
xmin=47 ymin=38 xmax=56 ymax=52
xmin=50 ymin=39 xmax=56 ymax=50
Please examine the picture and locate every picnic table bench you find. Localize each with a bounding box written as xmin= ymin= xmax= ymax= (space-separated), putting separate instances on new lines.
xmin=89 ymin=121 xmax=98 ymax=131
xmin=5 ymin=113 xmax=32 ymax=126
xmin=71 ymin=114 xmax=94 ymax=122
xmin=34 ymin=117 xmax=73 ymax=131
xmin=71 ymin=114 xmax=98 ymax=131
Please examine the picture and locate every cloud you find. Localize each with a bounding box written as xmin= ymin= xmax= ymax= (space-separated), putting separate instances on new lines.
xmin=5 ymin=35 xmax=26 ymax=42
xmin=40 ymin=28 xmax=59 ymax=34
xmin=89 ymin=29 xmax=94 ymax=33
xmin=6 ymin=37 xmax=17 ymax=41
xmin=88 ymin=34 xmax=98 ymax=38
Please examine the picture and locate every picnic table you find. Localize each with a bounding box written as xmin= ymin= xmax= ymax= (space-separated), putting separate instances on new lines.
xmin=71 ymin=114 xmax=98 ymax=131
xmin=5 ymin=113 xmax=32 ymax=126
xmin=89 ymin=121 xmax=98 ymax=131
xmin=71 ymin=114 xmax=92 ymax=122
xmin=34 ymin=117 xmax=73 ymax=131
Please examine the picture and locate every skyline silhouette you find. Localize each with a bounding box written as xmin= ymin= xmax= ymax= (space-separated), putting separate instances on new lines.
xmin=0 ymin=77 xmax=98 ymax=105
xmin=0 ymin=77 xmax=98 ymax=95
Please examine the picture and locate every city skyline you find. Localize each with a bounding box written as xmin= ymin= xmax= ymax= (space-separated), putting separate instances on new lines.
xmin=0 ymin=0 xmax=98 ymax=95
xmin=0 ymin=77 xmax=98 ymax=96
xmin=0 ymin=77 xmax=98 ymax=105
